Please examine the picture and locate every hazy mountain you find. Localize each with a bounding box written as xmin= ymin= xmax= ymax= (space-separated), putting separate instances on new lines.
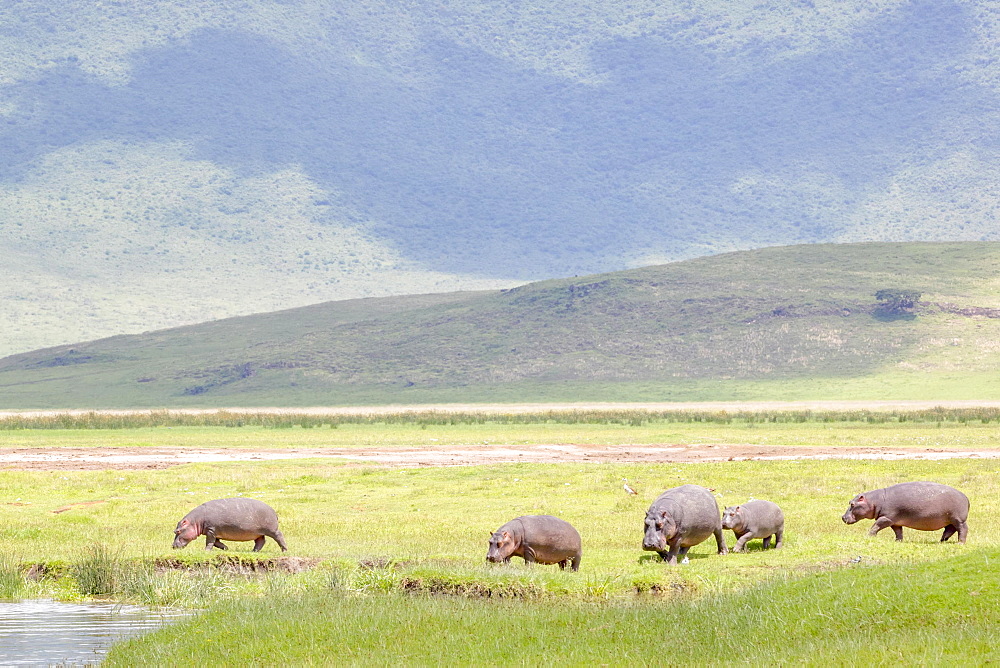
xmin=4 ymin=242 xmax=1000 ymax=408
xmin=2 ymin=1 xmax=999 ymax=357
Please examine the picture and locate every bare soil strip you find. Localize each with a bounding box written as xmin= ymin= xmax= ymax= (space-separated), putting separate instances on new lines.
xmin=1 ymin=443 xmax=999 ymax=470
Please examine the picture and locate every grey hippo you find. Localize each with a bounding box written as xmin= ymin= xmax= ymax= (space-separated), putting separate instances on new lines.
xmin=722 ymin=499 xmax=784 ymax=552
xmin=487 ymin=515 xmax=582 ymax=571
xmin=173 ymin=498 xmax=288 ymax=552
xmin=643 ymin=484 xmax=727 ymax=564
xmin=842 ymin=481 xmax=969 ymax=543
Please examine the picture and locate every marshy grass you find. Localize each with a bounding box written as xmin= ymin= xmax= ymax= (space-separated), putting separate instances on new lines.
xmin=106 ymin=549 xmax=1000 ymax=666
xmin=0 ymin=553 xmax=25 ymax=599
xmin=8 ymin=406 xmax=1000 ymax=430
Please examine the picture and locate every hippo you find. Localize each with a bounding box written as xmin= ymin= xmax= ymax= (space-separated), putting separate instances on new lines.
xmin=722 ymin=500 xmax=784 ymax=552
xmin=487 ymin=515 xmax=582 ymax=571
xmin=643 ymin=484 xmax=727 ymax=565
xmin=842 ymin=481 xmax=969 ymax=543
xmin=173 ymin=498 xmax=288 ymax=552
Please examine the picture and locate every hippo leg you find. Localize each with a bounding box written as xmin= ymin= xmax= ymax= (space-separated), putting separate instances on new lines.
xmin=557 ymin=559 xmax=568 ymax=570
xmin=267 ymin=529 xmax=288 ymax=552
xmin=957 ymin=521 xmax=968 ymax=544
xmin=715 ymin=527 xmax=728 ymax=555
xmin=774 ymin=528 xmax=784 ymax=549
xmin=868 ymin=516 xmax=895 ymax=537
xmin=891 ymin=526 xmax=904 ymax=541
xmin=762 ymin=535 xmax=772 ymax=550
xmin=663 ymin=537 xmax=683 ymax=565
xmin=522 ymin=546 xmax=537 ymax=565
xmin=733 ymin=534 xmax=751 ymax=553
xmin=941 ymin=525 xmax=957 ymax=542
xmin=570 ymin=555 xmax=580 ymax=572
xmin=204 ymin=533 xmax=219 ymax=550
xmin=253 ymin=537 xmax=266 ymax=552
xmin=656 ymin=550 xmax=671 ymax=563
xmin=214 ymin=539 xmax=228 ymax=550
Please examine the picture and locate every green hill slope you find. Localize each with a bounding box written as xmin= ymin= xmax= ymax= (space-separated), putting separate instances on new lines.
xmin=4 ymin=242 xmax=1000 ymax=409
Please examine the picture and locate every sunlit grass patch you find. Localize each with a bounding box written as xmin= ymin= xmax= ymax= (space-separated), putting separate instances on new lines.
xmin=106 ymin=549 xmax=1000 ymax=666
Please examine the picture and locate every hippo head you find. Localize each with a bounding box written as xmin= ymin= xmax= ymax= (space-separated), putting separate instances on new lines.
xmin=172 ymin=518 xmax=199 ymax=549
xmin=642 ymin=510 xmax=677 ymax=552
xmin=486 ymin=530 xmax=516 ymax=563
xmin=842 ymin=494 xmax=875 ymax=525
xmin=721 ymin=506 xmax=744 ymax=531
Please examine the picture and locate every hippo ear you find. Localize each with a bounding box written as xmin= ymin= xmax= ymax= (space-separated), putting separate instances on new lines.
xmin=857 ymin=495 xmax=866 ymax=503
xmin=660 ymin=510 xmax=667 ymax=518
xmin=501 ymin=530 xmax=511 ymax=540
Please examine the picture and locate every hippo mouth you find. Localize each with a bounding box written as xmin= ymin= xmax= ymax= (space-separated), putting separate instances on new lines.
xmin=841 ymin=514 xmax=857 ymax=525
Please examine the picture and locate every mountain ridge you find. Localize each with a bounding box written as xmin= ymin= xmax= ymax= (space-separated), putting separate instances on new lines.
xmin=4 ymin=242 xmax=1000 ymax=409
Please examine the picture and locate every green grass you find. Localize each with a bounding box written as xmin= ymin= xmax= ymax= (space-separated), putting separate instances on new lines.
xmin=6 ymin=243 xmax=1000 ymax=408
xmin=0 ymin=418 xmax=996 ymax=663
xmin=5 ymin=415 xmax=1000 ymax=451
xmin=1 ymin=455 xmax=996 ymax=579
xmin=106 ymin=550 xmax=1000 ymax=665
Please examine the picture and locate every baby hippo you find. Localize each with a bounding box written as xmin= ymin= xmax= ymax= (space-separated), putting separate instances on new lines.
xmin=173 ymin=498 xmax=288 ymax=552
xmin=722 ymin=500 xmax=784 ymax=552
xmin=842 ymin=481 xmax=969 ymax=542
xmin=487 ymin=515 xmax=582 ymax=571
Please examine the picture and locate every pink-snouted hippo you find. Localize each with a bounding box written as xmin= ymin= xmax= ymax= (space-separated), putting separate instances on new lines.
xmin=173 ymin=498 xmax=288 ymax=552
xmin=487 ymin=515 xmax=582 ymax=571
xmin=643 ymin=484 xmax=727 ymax=565
xmin=842 ymin=481 xmax=969 ymax=543
xmin=722 ymin=500 xmax=784 ymax=552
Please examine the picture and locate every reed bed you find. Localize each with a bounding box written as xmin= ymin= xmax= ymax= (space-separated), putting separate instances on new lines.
xmin=5 ymin=406 xmax=1000 ymax=430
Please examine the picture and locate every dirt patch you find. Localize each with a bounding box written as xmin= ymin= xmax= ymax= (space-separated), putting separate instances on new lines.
xmin=0 ymin=443 xmax=999 ymax=470
xmin=51 ymin=500 xmax=106 ymax=514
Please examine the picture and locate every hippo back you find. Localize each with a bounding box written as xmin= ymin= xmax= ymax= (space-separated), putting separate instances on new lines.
xmin=515 ymin=515 xmax=582 ymax=551
xmin=188 ymin=498 xmax=280 ymax=530
xmin=880 ymin=482 xmax=970 ymax=525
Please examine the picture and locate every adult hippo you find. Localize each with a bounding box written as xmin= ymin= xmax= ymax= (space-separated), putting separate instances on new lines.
xmin=173 ymin=498 xmax=288 ymax=552
xmin=643 ymin=484 xmax=727 ymax=565
xmin=487 ymin=515 xmax=582 ymax=571
xmin=842 ymin=481 xmax=969 ymax=543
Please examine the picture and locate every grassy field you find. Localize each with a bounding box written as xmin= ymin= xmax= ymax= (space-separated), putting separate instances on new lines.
xmin=0 ymin=416 xmax=996 ymax=663
xmin=5 ymin=410 xmax=1000 ymax=450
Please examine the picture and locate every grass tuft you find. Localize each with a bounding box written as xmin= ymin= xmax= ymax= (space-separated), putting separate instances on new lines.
xmin=0 ymin=554 xmax=25 ymax=599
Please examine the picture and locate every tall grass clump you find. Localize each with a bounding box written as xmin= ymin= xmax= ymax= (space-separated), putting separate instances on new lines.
xmin=72 ymin=543 xmax=121 ymax=596
xmin=0 ymin=554 xmax=25 ymax=599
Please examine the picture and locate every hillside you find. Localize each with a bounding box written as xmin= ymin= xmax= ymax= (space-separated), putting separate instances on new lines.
xmin=3 ymin=242 xmax=1000 ymax=409
xmin=3 ymin=1 xmax=1000 ymax=357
